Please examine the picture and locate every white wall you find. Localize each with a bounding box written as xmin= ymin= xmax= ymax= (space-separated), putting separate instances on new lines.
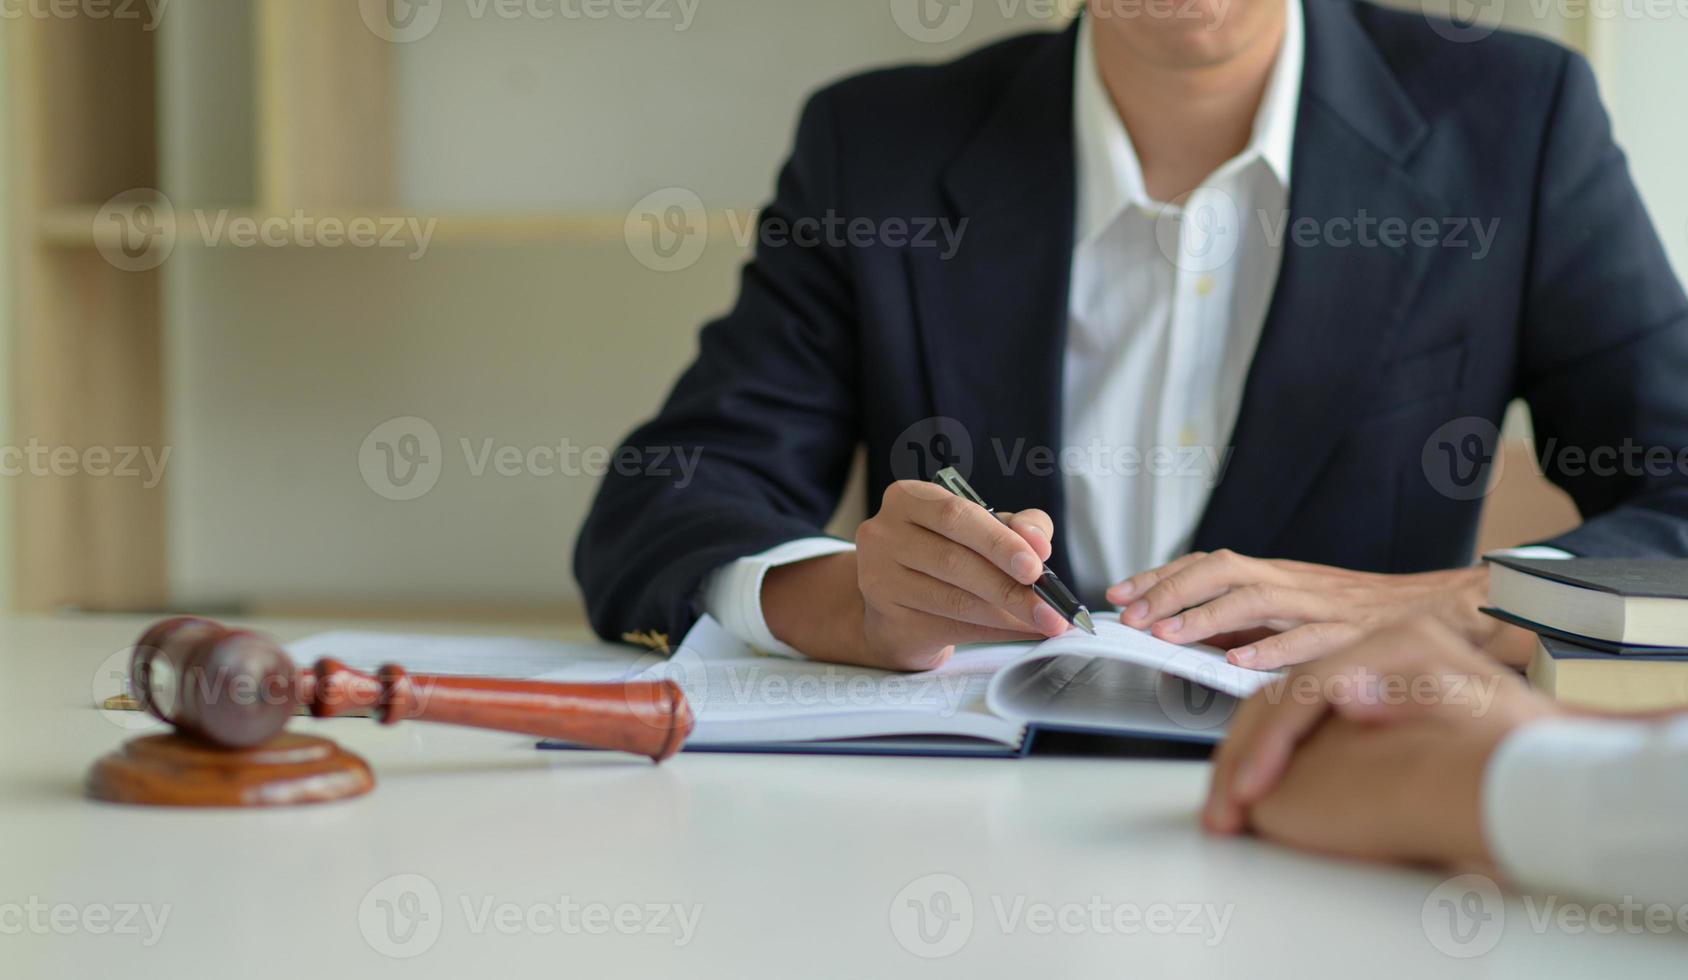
xmin=1600 ymin=18 xmax=1688 ymax=283
xmin=395 ymin=1 xmax=1068 ymax=209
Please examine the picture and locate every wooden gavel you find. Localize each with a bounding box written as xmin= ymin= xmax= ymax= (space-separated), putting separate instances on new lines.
xmin=128 ymin=617 xmax=694 ymax=762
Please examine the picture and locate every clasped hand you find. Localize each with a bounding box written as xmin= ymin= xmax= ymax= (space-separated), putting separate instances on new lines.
xmin=1202 ymin=618 xmax=1561 ymax=868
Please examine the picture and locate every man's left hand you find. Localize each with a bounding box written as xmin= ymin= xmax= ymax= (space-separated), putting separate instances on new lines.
xmin=1107 ymin=550 xmax=1533 ymax=669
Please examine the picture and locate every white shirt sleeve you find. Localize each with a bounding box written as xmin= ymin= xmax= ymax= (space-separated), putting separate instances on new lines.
xmin=699 ymin=537 xmax=857 ymax=658
xmin=1483 ymin=715 xmax=1688 ymax=907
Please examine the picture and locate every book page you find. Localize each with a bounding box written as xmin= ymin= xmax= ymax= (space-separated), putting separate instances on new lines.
xmin=1029 ymin=617 xmax=1276 ymax=698
xmin=982 ymin=617 xmax=1279 ymax=740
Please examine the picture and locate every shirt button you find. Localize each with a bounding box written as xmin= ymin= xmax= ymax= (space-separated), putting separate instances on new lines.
xmin=1195 ymin=275 xmax=1216 ymax=296
xmin=1179 ymin=426 xmax=1199 ymax=447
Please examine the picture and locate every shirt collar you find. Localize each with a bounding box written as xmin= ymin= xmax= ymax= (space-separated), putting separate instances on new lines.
xmin=1072 ymin=0 xmax=1304 ymax=245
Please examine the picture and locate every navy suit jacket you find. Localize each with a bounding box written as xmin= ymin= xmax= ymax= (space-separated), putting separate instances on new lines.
xmin=576 ymin=0 xmax=1688 ymax=645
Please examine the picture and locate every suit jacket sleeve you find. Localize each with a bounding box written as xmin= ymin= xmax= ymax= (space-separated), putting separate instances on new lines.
xmin=1521 ymin=52 xmax=1688 ymax=557
xmin=574 ymin=90 xmax=860 ymax=643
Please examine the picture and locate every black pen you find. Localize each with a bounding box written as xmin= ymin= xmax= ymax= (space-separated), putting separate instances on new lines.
xmin=932 ymin=467 xmax=1096 ymax=636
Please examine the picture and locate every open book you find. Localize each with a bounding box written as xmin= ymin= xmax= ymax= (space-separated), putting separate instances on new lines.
xmin=278 ymin=616 xmax=1276 ymax=757
xmin=534 ymin=614 xmax=1278 ymax=757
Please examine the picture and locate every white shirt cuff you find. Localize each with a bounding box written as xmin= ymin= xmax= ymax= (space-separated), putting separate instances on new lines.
xmin=700 ymin=537 xmax=856 ymax=659
xmin=1483 ymin=715 xmax=1688 ymax=906
xmin=1484 ymin=545 xmax=1574 ymax=560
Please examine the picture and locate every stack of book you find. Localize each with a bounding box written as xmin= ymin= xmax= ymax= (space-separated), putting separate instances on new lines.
xmin=1485 ymin=557 xmax=1688 ymax=711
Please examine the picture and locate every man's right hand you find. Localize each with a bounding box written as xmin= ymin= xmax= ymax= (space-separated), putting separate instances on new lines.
xmin=762 ymin=480 xmax=1070 ymax=670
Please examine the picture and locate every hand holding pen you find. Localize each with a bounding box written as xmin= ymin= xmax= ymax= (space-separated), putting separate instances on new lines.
xmin=762 ymin=478 xmax=1073 ymax=673
xmin=931 ymin=467 xmax=1095 ymax=636
xmin=760 ymin=468 xmax=1087 ymax=671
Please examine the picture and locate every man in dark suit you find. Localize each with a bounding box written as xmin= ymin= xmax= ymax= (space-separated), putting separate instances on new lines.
xmin=576 ymin=0 xmax=1688 ymax=672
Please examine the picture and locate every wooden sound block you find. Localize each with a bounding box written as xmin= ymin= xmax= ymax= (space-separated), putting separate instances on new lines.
xmin=87 ymin=732 xmax=374 ymax=807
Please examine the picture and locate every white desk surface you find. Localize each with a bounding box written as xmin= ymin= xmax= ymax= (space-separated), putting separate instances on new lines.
xmin=3 ymin=613 xmax=1683 ymax=979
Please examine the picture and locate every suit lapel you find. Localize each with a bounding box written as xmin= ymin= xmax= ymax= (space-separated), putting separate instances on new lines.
xmin=1193 ymin=0 xmax=1447 ymax=556
xmin=908 ymin=26 xmax=1080 ymax=579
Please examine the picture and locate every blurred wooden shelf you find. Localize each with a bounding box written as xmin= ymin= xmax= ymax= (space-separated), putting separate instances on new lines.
xmin=37 ymin=207 xmax=750 ymax=248
xmin=8 ymin=9 xmax=166 ymax=612
xmin=243 ymin=598 xmax=589 ymax=628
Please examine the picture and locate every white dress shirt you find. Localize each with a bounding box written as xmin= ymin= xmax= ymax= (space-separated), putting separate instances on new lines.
xmin=1061 ymin=5 xmax=1300 ymax=595
xmin=1486 ymin=714 xmax=1688 ymax=907
xmin=702 ymin=6 xmax=1306 ymax=654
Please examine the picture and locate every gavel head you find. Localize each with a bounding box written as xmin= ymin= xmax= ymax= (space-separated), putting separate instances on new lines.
xmin=131 ymin=618 xmax=298 ymax=748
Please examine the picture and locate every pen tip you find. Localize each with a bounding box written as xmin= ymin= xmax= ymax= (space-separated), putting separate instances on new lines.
xmin=1075 ymin=608 xmax=1096 ymax=635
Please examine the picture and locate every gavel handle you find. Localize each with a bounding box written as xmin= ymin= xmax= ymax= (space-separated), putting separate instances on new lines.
xmin=304 ymin=660 xmax=693 ymax=762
